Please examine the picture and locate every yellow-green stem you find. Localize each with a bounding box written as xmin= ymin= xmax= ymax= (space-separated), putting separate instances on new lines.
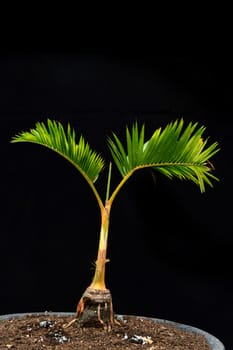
xmin=89 ymin=168 xmax=138 ymax=290
xmin=90 ymin=201 xmax=111 ymax=290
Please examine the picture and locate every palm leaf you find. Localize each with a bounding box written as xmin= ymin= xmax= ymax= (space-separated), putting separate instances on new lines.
xmin=11 ymin=119 xmax=105 ymax=183
xmin=108 ymin=119 xmax=220 ymax=192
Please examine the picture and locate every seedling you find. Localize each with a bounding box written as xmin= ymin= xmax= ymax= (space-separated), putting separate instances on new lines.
xmin=12 ymin=118 xmax=219 ymax=329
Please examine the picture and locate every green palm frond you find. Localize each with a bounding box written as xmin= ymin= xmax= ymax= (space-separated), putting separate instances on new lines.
xmin=108 ymin=119 xmax=220 ymax=192
xmin=11 ymin=119 xmax=105 ymax=183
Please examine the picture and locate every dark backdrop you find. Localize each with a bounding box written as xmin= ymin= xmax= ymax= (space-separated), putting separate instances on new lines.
xmin=0 ymin=53 xmax=232 ymax=348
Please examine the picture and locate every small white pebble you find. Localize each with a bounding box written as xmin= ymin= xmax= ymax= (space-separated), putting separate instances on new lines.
xmin=58 ymin=336 xmax=68 ymax=343
xmin=131 ymin=335 xmax=153 ymax=345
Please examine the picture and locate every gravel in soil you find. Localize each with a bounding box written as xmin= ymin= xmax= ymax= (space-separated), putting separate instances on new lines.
xmin=0 ymin=313 xmax=211 ymax=350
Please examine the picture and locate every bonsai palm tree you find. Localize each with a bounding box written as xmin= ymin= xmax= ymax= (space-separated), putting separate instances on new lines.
xmin=11 ymin=118 xmax=219 ymax=330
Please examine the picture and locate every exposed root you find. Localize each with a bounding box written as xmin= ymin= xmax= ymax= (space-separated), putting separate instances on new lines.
xmin=63 ymin=318 xmax=77 ymax=328
xmin=63 ymin=287 xmax=120 ymax=330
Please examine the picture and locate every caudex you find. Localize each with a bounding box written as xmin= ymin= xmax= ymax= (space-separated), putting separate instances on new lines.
xmin=12 ymin=118 xmax=219 ymax=330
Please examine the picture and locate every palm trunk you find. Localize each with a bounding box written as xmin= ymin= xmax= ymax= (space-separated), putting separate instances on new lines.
xmin=75 ymin=201 xmax=114 ymax=328
xmin=89 ymin=201 xmax=111 ymax=290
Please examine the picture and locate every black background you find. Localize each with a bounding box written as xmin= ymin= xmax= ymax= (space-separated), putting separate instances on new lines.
xmin=0 ymin=53 xmax=232 ymax=348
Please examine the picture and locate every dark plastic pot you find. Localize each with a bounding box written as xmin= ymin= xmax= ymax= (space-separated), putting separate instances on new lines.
xmin=0 ymin=312 xmax=225 ymax=350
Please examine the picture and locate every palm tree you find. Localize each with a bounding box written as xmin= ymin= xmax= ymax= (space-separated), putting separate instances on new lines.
xmin=11 ymin=118 xmax=219 ymax=329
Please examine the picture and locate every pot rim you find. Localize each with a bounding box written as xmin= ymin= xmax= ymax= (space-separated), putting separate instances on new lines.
xmin=0 ymin=312 xmax=225 ymax=350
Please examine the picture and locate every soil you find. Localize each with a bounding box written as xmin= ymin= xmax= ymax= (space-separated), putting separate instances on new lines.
xmin=0 ymin=313 xmax=211 ymax=350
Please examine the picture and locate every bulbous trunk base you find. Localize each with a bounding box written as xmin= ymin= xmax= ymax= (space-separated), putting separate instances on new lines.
xmin=64 ymin=287 xmax=116 ymax=331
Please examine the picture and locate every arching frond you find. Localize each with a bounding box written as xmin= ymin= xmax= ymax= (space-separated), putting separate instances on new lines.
xmin=108 ymin=119 xmax=220 ymax=192
xmin=11 ymin=119 xmax=105 ymax=184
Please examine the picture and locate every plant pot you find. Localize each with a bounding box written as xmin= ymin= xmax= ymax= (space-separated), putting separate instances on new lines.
xmin=0 ymin=312 xmax=225 ymax=349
